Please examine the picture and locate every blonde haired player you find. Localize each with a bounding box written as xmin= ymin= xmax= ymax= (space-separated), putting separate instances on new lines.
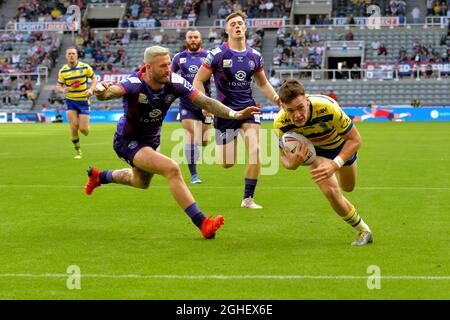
xmin=274 ymin=79 xmax=373 ymax=246
xmin=85 ymin=46 xmax=260 ymax=239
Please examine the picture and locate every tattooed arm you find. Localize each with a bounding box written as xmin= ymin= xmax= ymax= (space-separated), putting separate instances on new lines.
xmin=192 ymin=91 xmax=260 ymax=120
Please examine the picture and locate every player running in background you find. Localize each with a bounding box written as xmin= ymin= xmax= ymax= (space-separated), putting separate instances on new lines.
xmin=193 ymin=11 xmax=282 ymax=209
xmin=351 ymin=104 xmax=411 ymax=122
xmin=85 ymin=46 xmax=260 ymax=239
xmin=274 ymin=79 xmax=373 ymax=246
xmin=172 ymin=29 xmax=212 ymax=184
xmin=56 ymin=47 xmax=97 ymax=159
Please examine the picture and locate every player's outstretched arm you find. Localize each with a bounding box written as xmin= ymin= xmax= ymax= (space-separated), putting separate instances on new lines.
xmin=253 ymin=70 xmax=282 ymax=108
xmin=193 ymin=66 xmax=213 ymax=94
xmin=94 ymin=82 xmax=124 ymax=101
xmin=192 ymin=92 xmax=260 ymax=120
xmin=55 ymin=83 xmax=69 ymax=95
xmin=86 ymin=74 xmax=99 ymax=98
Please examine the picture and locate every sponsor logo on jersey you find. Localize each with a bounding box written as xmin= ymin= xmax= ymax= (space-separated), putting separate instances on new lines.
xmin=223 ymin=59 xmax=233 ymax=68
xmin=235 ymin=70 xmax=246 ymax=81
xmin=128 ymin=141 xmax=138 ymax=150
xmin=149 ymin=109 xmax=162 ymax=118
xmin=316 ymin=108 xmax=327 ymax=115
xmin=188 ymin=65 xmax=199 ymax=73
xmin=237 ymin=56 xmax=244 ymax=62
xmin=180 ymin=57 xmax=187 ymax=64
xmin=165 ymin=94 xmax=175 ymax=103
xmin=138 ymin=93 xmax=148 ymax=104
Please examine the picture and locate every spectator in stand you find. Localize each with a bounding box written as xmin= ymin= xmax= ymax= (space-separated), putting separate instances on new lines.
xmin=3 ymin=92 xmax=17 ymax=106
xmin=153 ymin=31 xmax=163 ymax=44
xmin=269 ymin=70 xmax=281 ymax=89
xmin=427 ymin=0 xmax=435 ymax=16
xmin=351 ymin=63 xmax=360 ymax=79
xmin=311 ymin=31 xmax=320 ymax=43
xmin=378 ymin=43 xmax=388 ymax=56
xmin=433 ymin=1 xmax=441 ymax=15
xmin=206 ymin=0 xmax=213 ymax=18
xmin=347 ymin=14 xmax=355 ymax=25
xmin=2 ymin=76 xmax=12 ymax=91
xmin=345 ymin=30 xmax=354 ymax=41
xmin=48 ymin=89 xmax=64 ymax=105
xmin=129 ymin=2 xmax=141 ymax=19
xmin=371 ymin=38 xmax=381 ymax=56
xmin=19 ymin=87 xmax=29 ymax=102
xmin=208 ymin=28 xmax=218 ymax=43
xmin=338 ymin=61 xmax=349 ymax=79
xmin=20 ymin=77 xmax=35 ymax=101
xmin=326 ymin=89 xmax=338 ymax=101
xmin=412 ymin=7 xmax=421 ymax=24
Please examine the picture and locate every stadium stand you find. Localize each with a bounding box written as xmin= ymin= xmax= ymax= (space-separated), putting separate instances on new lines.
xmin=1 ymin=0 xmax=448 ymax=110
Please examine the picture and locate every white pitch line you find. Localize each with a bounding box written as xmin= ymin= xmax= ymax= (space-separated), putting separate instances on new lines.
xmin=0 ymin=274 xmax=449 ymax=281
xmin=0 ymin=185 xmax=449 ymax=191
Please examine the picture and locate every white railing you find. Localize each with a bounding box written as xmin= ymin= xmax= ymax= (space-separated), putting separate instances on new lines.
xmin=275 ymin=68 xmax=448 ymax=81
xmin=0 ymin=71 xmax=47 ymax=89
xmin=425 ymin=16 xmax=449 ymax=28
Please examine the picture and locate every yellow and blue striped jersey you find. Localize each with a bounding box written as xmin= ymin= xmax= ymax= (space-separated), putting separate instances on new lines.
xmin=273 ymin=95 xmax=353 ymax=150
xmin=57 ymin=61 xmax=94 ymax=101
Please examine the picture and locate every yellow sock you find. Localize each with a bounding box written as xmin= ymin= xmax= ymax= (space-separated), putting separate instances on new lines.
xmin=343 ymin=207 xmax=370 ymax=232
xmin=71 ymin=135 xmax=81 ymax=152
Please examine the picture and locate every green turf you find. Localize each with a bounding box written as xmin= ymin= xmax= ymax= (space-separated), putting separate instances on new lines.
xmin=0 ymin=122 xmax=449 ymax=299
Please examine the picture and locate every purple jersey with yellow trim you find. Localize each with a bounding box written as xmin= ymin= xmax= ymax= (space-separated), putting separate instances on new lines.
xmin=116 ymin=70 xmax=199 ymax=146
xmin=171 ymin=49 xmax=211 ymax=111
xmin=202 ymin=42 xmax=263 ymax=111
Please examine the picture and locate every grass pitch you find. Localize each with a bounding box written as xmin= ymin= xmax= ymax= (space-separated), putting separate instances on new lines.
xmin=0 ymin=121 xmax=449 ymax=299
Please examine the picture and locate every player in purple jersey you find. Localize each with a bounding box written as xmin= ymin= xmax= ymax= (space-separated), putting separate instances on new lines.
xmin=194 ymin=11 xmax=282 ymax=209
xmin=171 ymin=29 xmax=212 ymax=184
xmin=84 ymin=46 xmax=260 ymax=239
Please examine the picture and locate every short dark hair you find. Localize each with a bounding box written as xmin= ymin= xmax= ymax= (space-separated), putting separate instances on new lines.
xmin=278 ymin=79 xmax=306 ymax=104
xmin=225 ymin=11 xmax=247 ymax=24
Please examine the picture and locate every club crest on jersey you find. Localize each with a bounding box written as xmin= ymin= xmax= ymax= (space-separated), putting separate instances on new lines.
xmin=138 ymin=93 xmax=148 ymax=104
xmin=165 ymin=94 xmax=175 ymax=103
xmin=149 ymin=109 xmax=162 ymax=118
xmin=180 ymin=57 xmax=187 ymax=64
xmin=248 ymin=60 xmax=255 ymax=70
xmin=188 ymin=65 xmax=199 ymax=73
xmin=235 ymin=70 xmax=246 ymax=81
xmin=128 ymin=141 xmax=138 ymax=150
xmin=223 ymin=59 xmax=233 ymax=68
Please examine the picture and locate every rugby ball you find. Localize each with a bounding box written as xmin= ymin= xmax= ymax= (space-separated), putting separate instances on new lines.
xmin=280 ymin=132 xmax=316 ymax=165
xmin=95 ymin=82 xmax=106 ymax=92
